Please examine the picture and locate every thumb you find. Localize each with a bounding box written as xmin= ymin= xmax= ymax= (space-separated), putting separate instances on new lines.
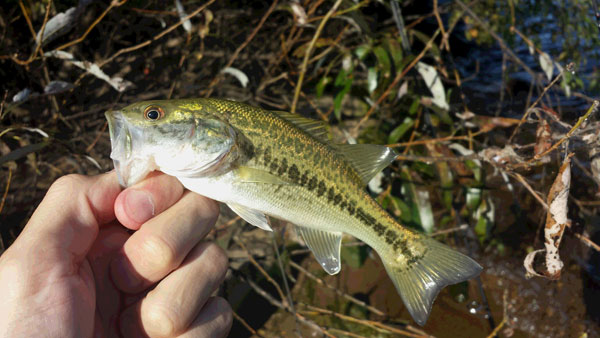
xmin=17 ymin=171 xmax=122 ymax=261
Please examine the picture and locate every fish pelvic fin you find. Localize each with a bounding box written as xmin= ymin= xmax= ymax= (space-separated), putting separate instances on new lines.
xmin=295 ymin=226 xmax=342 ymax=275
xmin=382 ymin=237 xmax=482 ymax=326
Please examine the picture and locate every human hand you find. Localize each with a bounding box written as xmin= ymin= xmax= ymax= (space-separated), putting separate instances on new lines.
xmin=0 ymin=171 xmax=232 ymax=337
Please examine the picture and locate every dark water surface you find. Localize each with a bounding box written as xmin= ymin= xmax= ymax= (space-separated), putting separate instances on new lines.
xmin=453 ymin=5 xmax=600 ymax=118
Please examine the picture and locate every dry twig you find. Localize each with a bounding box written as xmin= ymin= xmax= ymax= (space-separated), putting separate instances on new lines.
xmin=233 ymin=237 xmax=289 ymax=307
xmin=56 ymin=0 xmax=128 ymax=52
xmin=203 ymin=0 xmax=279 ymax=97
xmin=486 ymin=289 xmax=509 ymax=338
xmin=288 ymin=260 xmax=386 ymax=317
xmin=243 ymin=278 xmax=335 ymax=337
xmin=508 ymin=64 xmax=569 ymax=143
xmin=299 ymin=303 xmax=426 ymax=338
xmin=231 ymin=310 xmax=262 ymax=337
xmin=574 ymin=233 xmax=600 ymax=252
xmin=0 ymin=167 xmax=12 ymax=217
xmin=512 ymin=101 xmax=599 ymax=169
xmin=100 ymin=0 xmax=217 ymax=67
xmin=291 ymin=0 xmax=343 ymax=113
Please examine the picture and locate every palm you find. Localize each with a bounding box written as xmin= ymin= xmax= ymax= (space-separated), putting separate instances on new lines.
xmin=27 ymin=224 xmax=132 ymax=336
xmin=86 ymin=224 xmax=138 ymax=336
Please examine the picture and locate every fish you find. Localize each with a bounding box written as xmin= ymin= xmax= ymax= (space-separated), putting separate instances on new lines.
xmin=105 ymin=98 xmax=482 ymax=325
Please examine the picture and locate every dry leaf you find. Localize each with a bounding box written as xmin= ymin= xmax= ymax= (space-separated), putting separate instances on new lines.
xmin=291 ymin=2 xmax=307 ymax=25
xmin=478 ymin=146 xmax=523 ymax=166
xmin=175 ymin=0 xmax=193 ymax=33
xmin=534 ymin=119 xmax=552 ymax=163
xmin=523 ymin=154 xmax=572 ymax=280
xmin=45 ymin=50 xmax=133 ymax=92
xmin=539 ymin=52 xmax=554 ymax=81
xmin=543 ymin=154 xmax=571 ymax=279
xmin=416 ymin=62 xmax=449 ymax=110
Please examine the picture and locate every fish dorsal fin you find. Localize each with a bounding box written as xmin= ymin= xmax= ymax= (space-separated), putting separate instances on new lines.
xmin=227 ymin=203 xmax=273 ymax=231
xmin=335 ymin=144 xmax=398 ymax=185
xmin=296 ymin=226 xmax=342 ymax=275
xmin=235 ymin=166 xmax=291 ymax=185
xmin=271 ymin=111 xmax=332 ymax=142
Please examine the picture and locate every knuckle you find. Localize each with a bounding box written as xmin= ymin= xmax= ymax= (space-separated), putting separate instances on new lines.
xmin=203 ymin=198 xmax=220 ymax=219
xmin=142 ymin=303 xmax=178 ymax=337
xmin=187 ymin=193 xmax=219 ymax=223
xmin=213 ymin=297 xmax=233 ymax=336
xmin=138 ymin=235 xmax=177 ymax=273
xmin=49 ymin=174 xmax=85 ymax=195
xmin=203 ymin=243 xmax=229 ymax=278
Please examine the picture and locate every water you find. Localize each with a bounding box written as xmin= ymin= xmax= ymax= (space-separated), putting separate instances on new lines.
xmin=452 ymin=2 xmax=600 ymax=118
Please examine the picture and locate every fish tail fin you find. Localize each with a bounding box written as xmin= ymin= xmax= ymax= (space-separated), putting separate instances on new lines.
xmin=381 ymin=237 xmax=482 ymax=326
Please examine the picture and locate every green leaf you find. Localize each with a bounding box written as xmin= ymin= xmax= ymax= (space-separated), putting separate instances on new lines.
xmin=408 ymin=99 xmax=420 ymax=115
xmin=380 ymin=195 xmax=390 ymax=209
xmin=316 ymin=76 xmax=330 ymax=98
xmin=354 ymin=45 xmax=371 ymax=60
xmin=333 ymin=76 xmax=352 ymax=120
xmin=0 ymin=142 xmax=48 ymax=166
xmin=400 ymin=166 xmax=434 ymax=233
xmin=390 ymin=195 xmax=412 ymax=224
xmin=341 ymin=245 xmax=368 ymax=268
xmin=373 ymin=45 xmax=391 ymax=78
xmin=334 ymin=68 xmax=347 ymax=86
xmin=412 ymin=30 xmax=441 ymax=58
xmin=387 ymin=117 xmax=414 ymax=144
xmin=412 ymin=161 xmax=435 ymax=177
xmin=465 ymin=159 xmax=482 ymax=182
xmin=474 ymin=195 xmax=494 ymax=244
xmin=383 ymin=35 xmax=403 ymax=69
xmin=474 ymin=216 xmax=487 ymax=244
xmin=466 ymin=187 xmax=482 ymax=212
xmin=367 ymin=67 xmax=378 ymax=94
xmin=432 ymin=157 xmax=454 ymax=210
xmin=414 ymin=188 xmax=434 ymax=233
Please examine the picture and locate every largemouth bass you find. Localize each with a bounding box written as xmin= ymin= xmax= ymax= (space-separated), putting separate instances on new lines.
xmin=105 ymin=98 xmax=482 ymax=325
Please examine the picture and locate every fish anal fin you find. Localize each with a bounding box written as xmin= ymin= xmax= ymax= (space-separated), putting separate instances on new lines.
xmin=335 ymin=144 xmax=398 ymax=185
xmin=382 ymin=238 xmax=482 ymax=326
xmin=271 ymin=110 xmax=332 ymax=142
xmin=296 ymin=226 xmax=342 ymax=275
xmin=235 ymin=166 xmax=291 ymax=185
xmin=227 ymin=203 xmax=273 ymax=231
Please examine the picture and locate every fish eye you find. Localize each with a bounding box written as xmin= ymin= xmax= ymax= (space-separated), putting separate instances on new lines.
xmin=143 ymin=105 xmax=164 ymax=121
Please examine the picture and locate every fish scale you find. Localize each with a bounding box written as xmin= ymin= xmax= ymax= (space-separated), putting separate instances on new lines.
xmin=106 ymin=98 xmax=482 ymax=326
xmin=204 ymin=99 xmax=423 ymax=262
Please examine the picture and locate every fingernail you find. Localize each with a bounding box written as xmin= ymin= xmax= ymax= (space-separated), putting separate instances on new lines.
xmin=110 ymin=256 xmax=141 ymax=290
xmin=125 ymin=189 xmax=155 ymax=224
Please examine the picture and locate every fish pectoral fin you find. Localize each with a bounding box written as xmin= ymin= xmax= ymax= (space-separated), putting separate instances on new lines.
xmin=334 ymin=144 xmax=398 ymax=185
xmin=382 ymin=237 xmax=482 ymax=326
xmin=271 ymin=110 xmax=332 ymax=142
xmin=296 ymin=226 xmax=342 ymax=275
xmin=227 ymin=203 xmax=273 ymax=231
xmin=235 ymin=166 xmax=291 ymax=185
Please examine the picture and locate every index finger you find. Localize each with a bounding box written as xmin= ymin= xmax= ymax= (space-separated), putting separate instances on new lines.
xmin=114 ymin=172 xmax=185 ymax=230
xmin=13 ymin=171 xmax=122 ymax=262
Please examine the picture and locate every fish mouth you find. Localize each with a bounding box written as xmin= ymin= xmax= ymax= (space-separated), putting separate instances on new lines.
xmin=106 ymin=110 xmax=128 ymax=186
xmin=105 ymin=110 xmax=137 ymax=187
xmin=106 ymin=110 xmax=155 ymax=187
